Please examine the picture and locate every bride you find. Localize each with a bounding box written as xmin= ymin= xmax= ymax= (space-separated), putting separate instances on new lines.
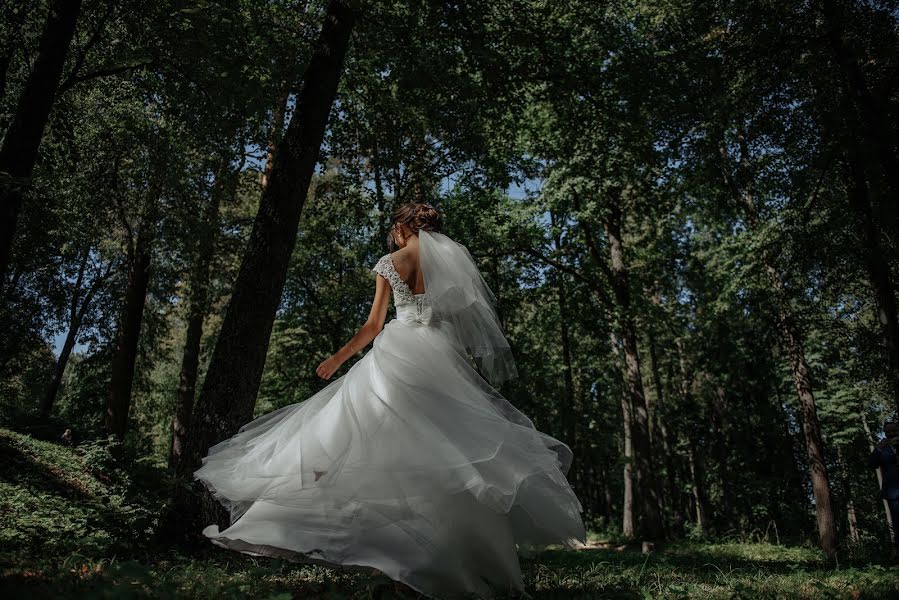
xmin=194 ymin=203 xmax=586 ymax=598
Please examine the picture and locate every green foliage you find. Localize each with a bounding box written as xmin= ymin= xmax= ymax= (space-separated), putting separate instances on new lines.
xmin=0 ymin=429 xmax=165 ymax=560
xmin=2 ymin=0 xmax=899 ymax=572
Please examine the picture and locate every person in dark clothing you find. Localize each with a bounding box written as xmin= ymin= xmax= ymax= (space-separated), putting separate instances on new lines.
xmin=869 ymin=420 xmax=899 ymax=560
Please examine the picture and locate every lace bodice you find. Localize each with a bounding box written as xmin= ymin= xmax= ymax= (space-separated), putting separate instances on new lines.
xmin=372 ymin=253 xmax=436 ymax=325
xmin=372 ymin=254 xmax=416 ymax=305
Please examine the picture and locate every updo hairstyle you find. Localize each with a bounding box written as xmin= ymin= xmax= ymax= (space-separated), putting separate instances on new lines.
xmin=390 ymin=202 xmax=442 ymax=234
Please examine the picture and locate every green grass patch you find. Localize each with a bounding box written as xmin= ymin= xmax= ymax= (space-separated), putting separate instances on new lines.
xmin=1 ymin=427 xmax=897 ymax=599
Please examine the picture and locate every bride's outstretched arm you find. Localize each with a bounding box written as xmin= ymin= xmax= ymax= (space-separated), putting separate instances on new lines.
xmin=316 ymin=275 xmax=391 ymax=380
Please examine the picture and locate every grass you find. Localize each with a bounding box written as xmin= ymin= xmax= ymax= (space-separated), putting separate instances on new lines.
xmin=1 ymin=427 xmax=897 ymax=599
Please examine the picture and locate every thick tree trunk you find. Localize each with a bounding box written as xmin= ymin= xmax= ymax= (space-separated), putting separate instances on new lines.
xmin=0 ymin=0 xmax=82 ymax=280
xmin=182 ymin=0 xmax=357 ymax=505
xmin=604 ymin=202 xmax=664 ymax=540
xmin=106 ymin=195 xmax=159 ymax=439
xmin=170 ymin=170 xmax=227 ymax=470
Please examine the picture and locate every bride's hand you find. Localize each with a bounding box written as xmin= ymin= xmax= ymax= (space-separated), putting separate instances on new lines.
xmin=316 ymin=355 xmax=342 ymax=380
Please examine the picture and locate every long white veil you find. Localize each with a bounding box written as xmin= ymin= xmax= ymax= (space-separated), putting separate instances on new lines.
xmin=418 ymin=229 xmax=518 ymax=385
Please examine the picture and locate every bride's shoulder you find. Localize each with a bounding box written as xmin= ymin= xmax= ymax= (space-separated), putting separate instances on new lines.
xmin=372 ymin=253 xmax=392 ymax=272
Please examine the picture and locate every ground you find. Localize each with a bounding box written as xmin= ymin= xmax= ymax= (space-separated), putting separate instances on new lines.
xmin=1 ymin=428 xmax=897 ymax=599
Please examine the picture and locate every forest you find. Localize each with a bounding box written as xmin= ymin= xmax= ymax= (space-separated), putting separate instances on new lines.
xmin=2 ymin=0 xmax=899 ymax=598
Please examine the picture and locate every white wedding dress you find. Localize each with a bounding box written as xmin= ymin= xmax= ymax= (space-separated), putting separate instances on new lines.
xmin=194 ymin=237 xmax=586 ymax=599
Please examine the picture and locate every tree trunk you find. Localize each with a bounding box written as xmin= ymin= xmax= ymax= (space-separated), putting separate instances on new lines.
xmin=41 ymin=250 xmax=109 ymax=415
xmin=646 ymin=316 xmax=680 ymax=514
xmin=687 ymin=440 xmax=709 ymax=536
xmin=105 ymin=194 xmax=159 ymax=439
xmin=773 ymin=287 xmax=837 ymax=554
xmin=170 ymin=169 xmax=227 ymax=469
xmin=821 ymin=1 xmax=899 ymax=415
xmin=261 ymin=79 xmax=292 ymax=192
xmin=645 ymin=324 xmax=665 ymax=443
xmin=0 ymin=0 xmax=82 ymax=280
xmin=835 ymin=445 xmax=860 ymax=544
xmin=721 ymin=132 xmax=838 ymax=556
xmin=604 ymin=202 xmax=664 ymax=540
xmin=619 ymin=364 xmax=635 ymax=539
xmin=841 ymin=116 xmax=899 ymax=418
xmin=550 ymin=213 xmax=577 ymax=450
xmin=711 ymin=383 xmax=733 ymax=523
xmin=822 ymin=0 xmax=899 ymax=227
xmin=557 ymin=276 xmax=576 ymax=448
xmin=182 ymin=0 xmax=357 ymax=503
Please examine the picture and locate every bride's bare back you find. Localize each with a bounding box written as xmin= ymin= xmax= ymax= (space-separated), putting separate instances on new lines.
xmin=389 ymin=241 xmax=425 ymax=295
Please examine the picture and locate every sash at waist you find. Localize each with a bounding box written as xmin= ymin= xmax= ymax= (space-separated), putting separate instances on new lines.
xmin=396 ymin=296 xmax=436 ymax=325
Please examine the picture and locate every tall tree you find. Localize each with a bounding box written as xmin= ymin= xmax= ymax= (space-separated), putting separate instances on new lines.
xmin=183 ymin=0 xmax=358 ymax=490
xmin=820 ymin=1 xmax=899 ymax=416
xmin=718 ymin=129 xmax=838 ymax=556
xmin=105 ymin=184 xmax=160 ymax=439
xmin=40 ymin=247 xmax=112 ymax=415
xmin=601 ymin=197 xmax=665 ymax=540
xmin=0 ymin=0 xmax=82 ymax=280
xmin=170 ymin=162 xmax=232 ymax=468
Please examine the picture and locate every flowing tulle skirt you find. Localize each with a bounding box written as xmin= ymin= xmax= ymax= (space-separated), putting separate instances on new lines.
xmin=194 ymin=315 xmax=586 ymax=598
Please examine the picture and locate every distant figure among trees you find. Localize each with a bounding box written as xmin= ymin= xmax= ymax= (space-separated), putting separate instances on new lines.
xmin=869 ymin=420 xmax=899 ymax=560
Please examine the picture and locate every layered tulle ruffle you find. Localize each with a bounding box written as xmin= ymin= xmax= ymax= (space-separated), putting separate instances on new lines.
xmin=194 ymin=314 xmax=586 ymax=598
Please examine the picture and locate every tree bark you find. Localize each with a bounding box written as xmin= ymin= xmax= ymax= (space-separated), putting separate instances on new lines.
xmin=571 ymin=191 xmax=661 ymax=539
xmin=261 ymin=79 xmax=292 ymax=192
xmin=170 ymin=168 xmax=228 ymax=470
xmin=182 ymin=0 xmax=357 ymax=502
xmin=0 ymin=0 xmax=82 ymax=281
xmin=105 ymin=191 xmax=159 ymax=439
xmin=603 ymin=201 xmax=664 ymax=540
